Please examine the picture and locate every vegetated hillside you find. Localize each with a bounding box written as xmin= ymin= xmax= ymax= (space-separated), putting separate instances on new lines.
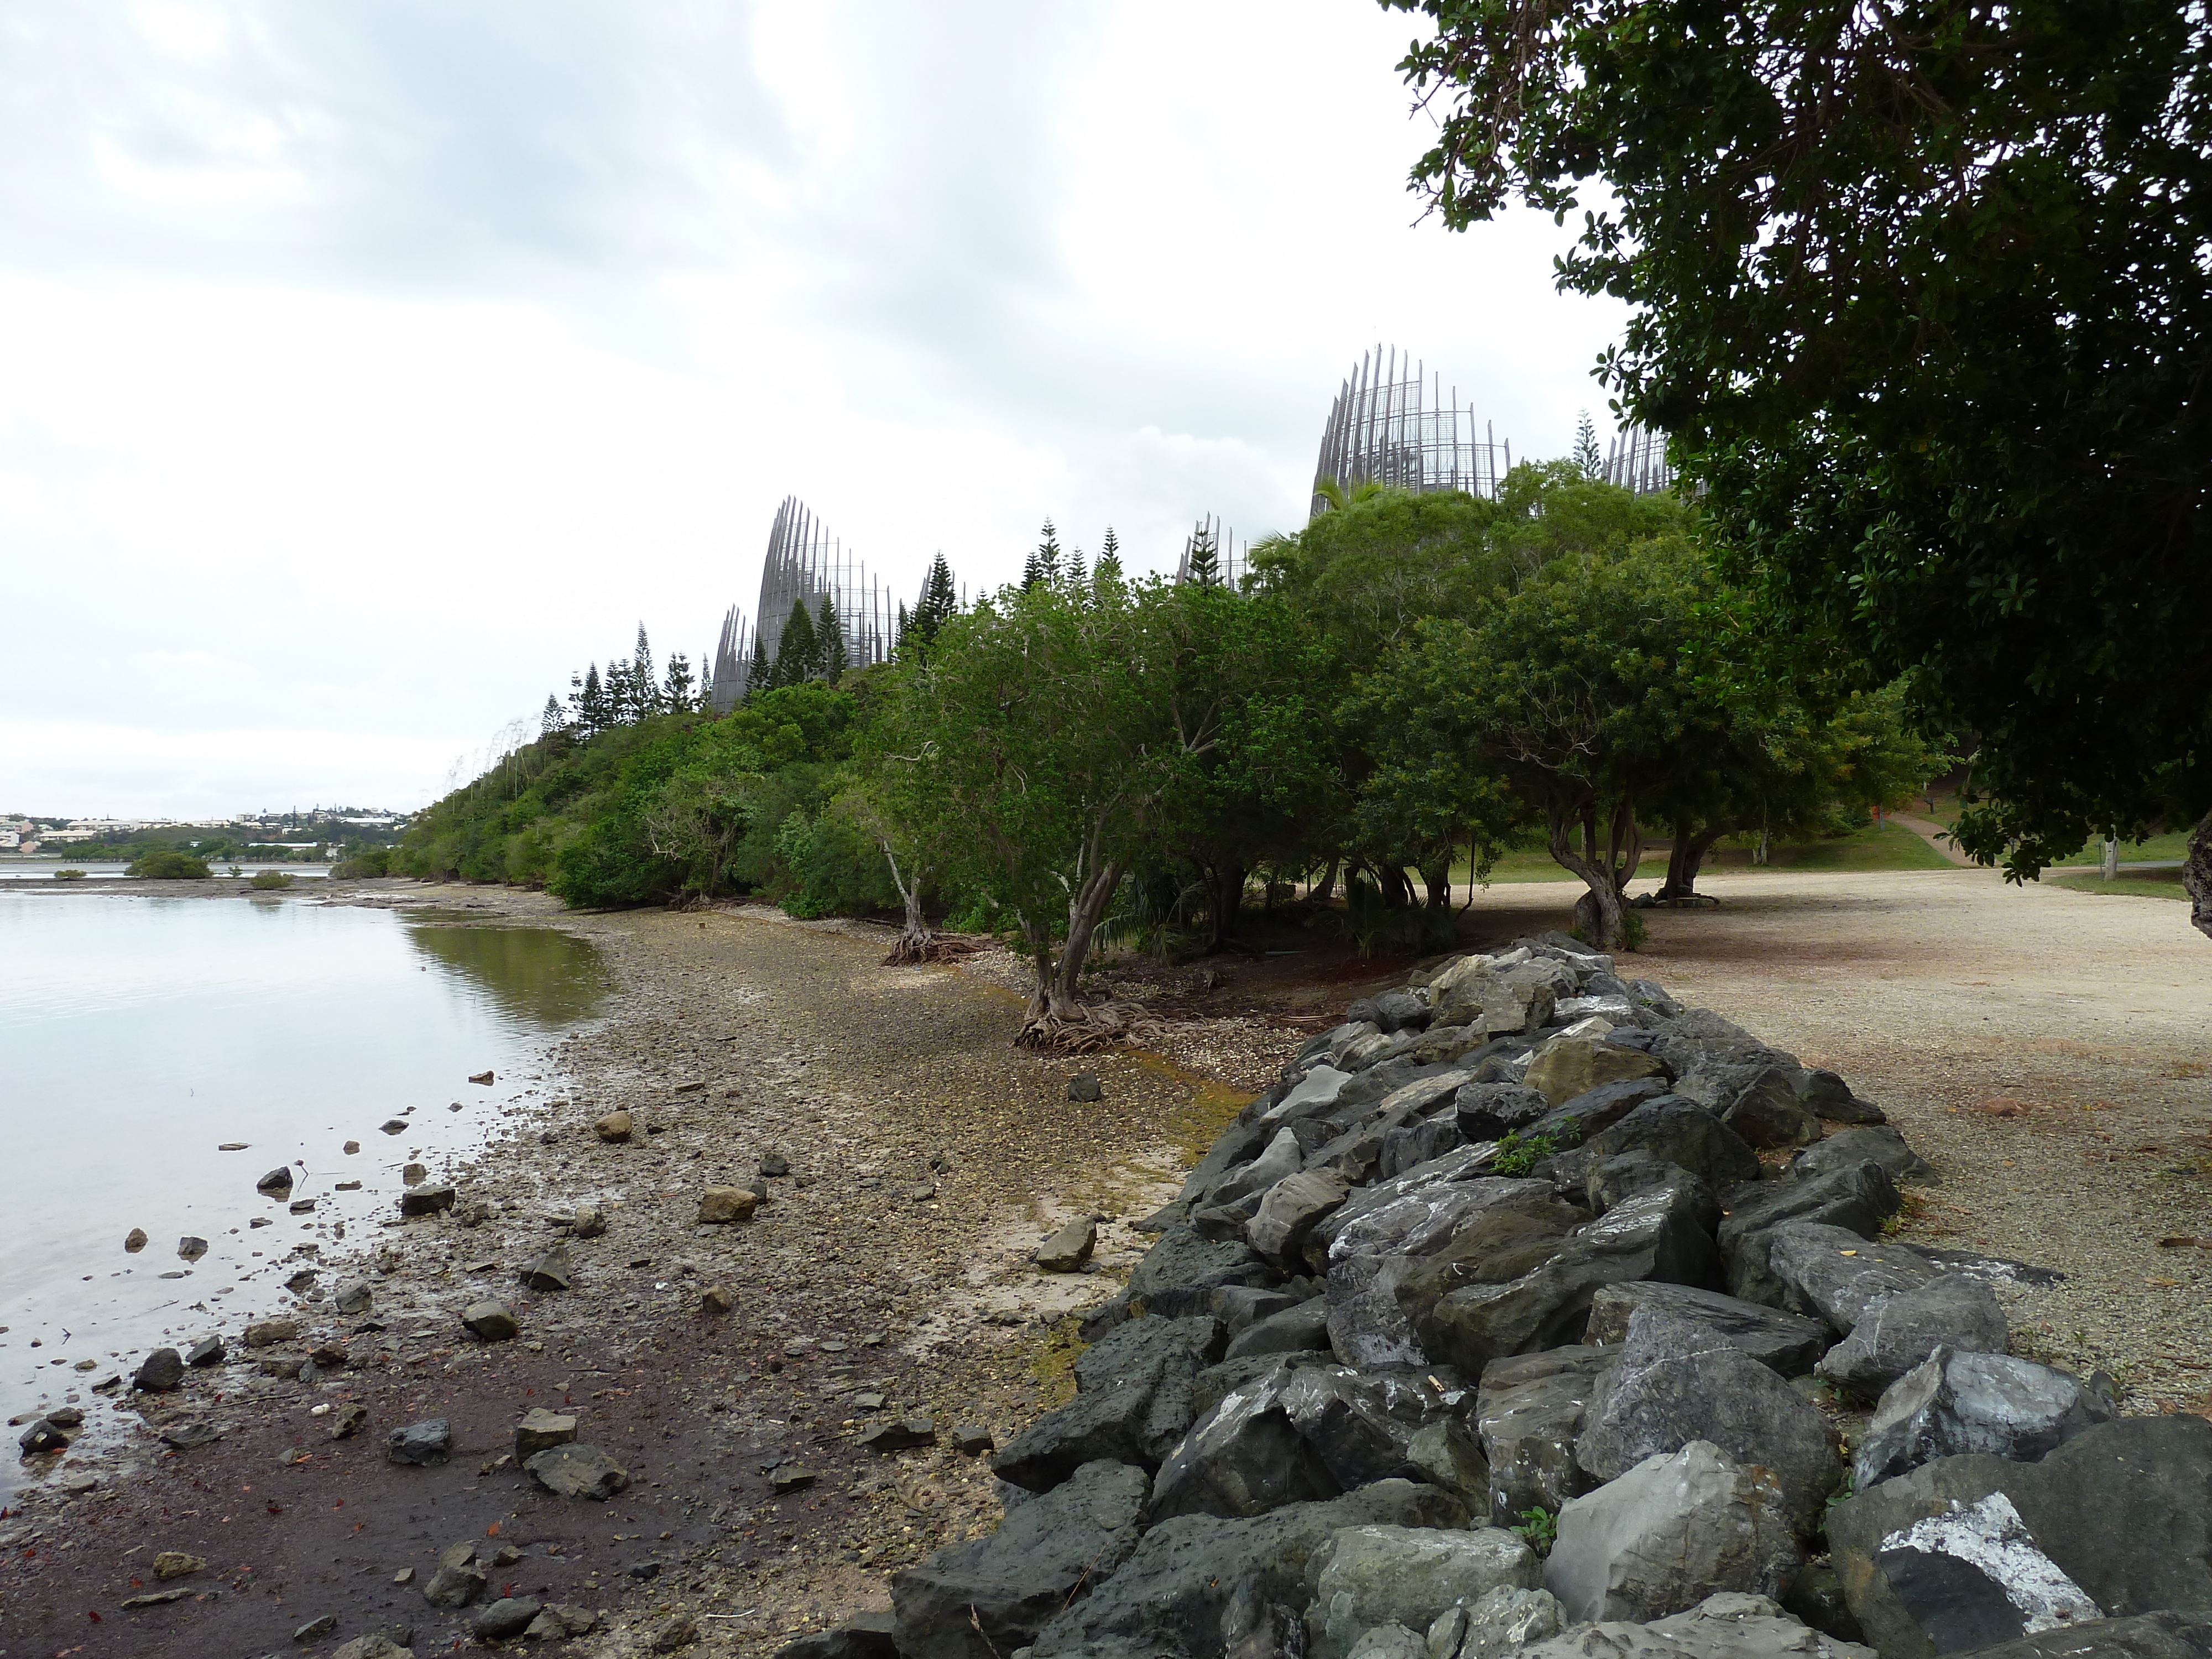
xmin=393 ymin=681 xmax=896 ymax=914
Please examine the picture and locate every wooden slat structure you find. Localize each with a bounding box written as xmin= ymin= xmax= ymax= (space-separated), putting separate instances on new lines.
xmin=1311 ymin=345 xmax=1512 ymax=518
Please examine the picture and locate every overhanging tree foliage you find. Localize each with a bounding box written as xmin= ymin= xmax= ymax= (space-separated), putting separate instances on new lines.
xmin=1386 ymin=0 xmax=2212 ymax=936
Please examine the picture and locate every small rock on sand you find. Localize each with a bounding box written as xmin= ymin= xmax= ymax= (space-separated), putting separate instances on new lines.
xmin=1035 ymin=1217 xmax=1097 ymax=1272
xmin=697 ymin=1187 xmax=758 ymax=1224
xmin=462 ymin=1301 xmax=518 ymax=1341
xmin=525 ymin=1442 xmax=630 ymax=1499
xmin=124 ymin=1228 xmax=148 ymax=1253
xmin=133 ymin=1348 xmax=185 ymax=1392
xmin=593 ymin=1110 xmax=633 ymax=1142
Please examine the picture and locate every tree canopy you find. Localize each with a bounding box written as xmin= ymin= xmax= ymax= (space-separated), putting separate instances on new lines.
xmin=1385 ymin=0 xmax=2212 ymax=932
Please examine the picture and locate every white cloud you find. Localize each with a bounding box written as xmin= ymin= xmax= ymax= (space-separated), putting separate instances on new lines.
xmin=0 ymin=0 xmax=1632 ymax=818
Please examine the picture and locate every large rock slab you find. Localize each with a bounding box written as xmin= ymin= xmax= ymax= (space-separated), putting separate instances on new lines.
xmin=1720 ymin=1162 xmax=1902 ymax=1306
xmin=1214 ymin=1129 xmax=1306 ymax=1208
xmin=1307 ymin=1525 xmax=1540 ymax=1659
xmin=1248 ymin=1170 xmax=1352 ymax=1266
xmin=1787 ymin=1126 xmax=1935 ymax=1187
xmin=1828 ymin=1416 xmax=2212 ymax=1659
xmin=1226 ymin=1296 xmax=1331 ymax=1360
xmin=1814 ymin=1273 xmax=2008 ymax=1401
xmin=1519 ymin=1591 xmax=1877 ymax=1659
xmin=1957 ymin=1613 xmax=2212 ymax=1659
xmin=1029 ymin=1480 xmax=1468 ymax=1657
xmin=1545 ymin=1444 xmax=1803 ymax=1624
xmin=994 ymin=1316 xmax=1223 ymax=1490
xmin=1528 ymin=1078 xmax=1673 ymax=1144
xmin=1328 ymin=1180 xmax=1573 ymax=1369
xmin=1584 ymin=1282 xmax=1829 ymax=1377
xmin=890 ymin=1459 xmax=1148 ymax=1659
xmin=1583 ymin=1098 xmax=1760 ymax=1193
xmin=1475 ymin=1348 xmax=1613 ymax=1528
xmin=1412 ymin=1178 xmax=1716 ymax=1376
xmin=1762 ymin=1224 xmax=1935 ymax=1334
xmin=1146 ymin=1361 xmax=1340 ymax=1520
xmin=1124 ymin=1225 xmax=1279 ymax=1321
xmin=1574 ymin=1308 xmax=1844 ymax=1533
xmin=1525 ymin=1041 xmax=1665 ymax=1110
xmin=1280 ymin=1365 xmax=1472 ymax=1492
xmin=1457 ymin=1082 xmax=1552 ymax=1142
xmin=1853 ymin=1347 xmax=2116 ymax=1489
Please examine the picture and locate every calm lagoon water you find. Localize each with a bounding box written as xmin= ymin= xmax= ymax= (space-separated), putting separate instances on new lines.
xmin=0 ymin=890 xmax=602 ymax=1480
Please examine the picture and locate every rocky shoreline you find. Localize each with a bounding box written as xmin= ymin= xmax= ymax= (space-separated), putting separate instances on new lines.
xmin=8 ymin=890 xmax=2209 ymax=1659
xmin=1 ymin=886 xmax=1244 ymax=1658
xmin=857 ymin=933 xmax=2211 ymax=1659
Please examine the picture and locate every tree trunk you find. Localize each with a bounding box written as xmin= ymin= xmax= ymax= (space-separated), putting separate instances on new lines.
xmin=2185 ymin=808 xmax=2212 ymax=943
xmin=1041 ymin=859 xmax=1126 ymax=1022
xmin=1548 ymin=804 xmax=1629 ymax=950
xmin=1657 ymin=821 xmax=1731 ymax=899
xmin=1209 ymin=862 xmax=1246 ymax=950
xmin=2101 ymin=834 xmax=2120 ymax=881
xmin=1422 ymin=860 xmax=1452 ymax=910
xmin=878 ymin=843 xmax=936 ymax=965
xmin=1311 ymin=858 xmax=1339 ymax=906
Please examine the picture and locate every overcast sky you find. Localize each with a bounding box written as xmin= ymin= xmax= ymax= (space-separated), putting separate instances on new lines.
xmin=0 ymin=1 xmax=1630 ymax=819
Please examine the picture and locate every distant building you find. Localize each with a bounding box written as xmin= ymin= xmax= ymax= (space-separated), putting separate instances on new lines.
xmin=708 ymin=497 xmax=901 ymax=715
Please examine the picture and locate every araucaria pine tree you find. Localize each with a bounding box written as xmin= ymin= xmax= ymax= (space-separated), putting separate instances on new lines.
xmin=630 ymin=625 xmax=660 ymax=717
xmin=818 ymin=596 xmax=848 ymax=683
xmin=664 ymin=653 xmax=695 ymax=711
xmin=1031 ymin=519 xmax=1062 ymax=588
xmin=1573 ymin=411 xmax=1602 ymax=479
xmin=1096 ymin=528 xmax=1122 ymax=583
xmin=773 ymin=599 xmax=818 ymax=688
xmin=540 ymin=693 xmax=564 ymax=735
xmin=748 ymin=633 xmax=771 ymax=701
xmin=1185 ymin=520 xmax=1221 ymax=587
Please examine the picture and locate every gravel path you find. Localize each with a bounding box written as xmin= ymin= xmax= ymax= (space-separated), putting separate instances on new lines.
xmin=1463 ymin=866 xmax=2212 ymax=1411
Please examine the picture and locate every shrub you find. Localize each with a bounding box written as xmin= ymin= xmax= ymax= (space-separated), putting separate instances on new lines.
xmin=126 ymin=849 xmax=212 ymax=879
xmin=53 ymin=867 xmax=87 ymax=880
xmin=249 ymin=869 xmax=294 ymax=890
xmin=332 ymin=845 xmax=390 ymax=878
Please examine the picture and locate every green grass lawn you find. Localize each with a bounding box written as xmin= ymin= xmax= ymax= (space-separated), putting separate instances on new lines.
xmin=2044 ymin=867 xmax=2191 ymax=901
xmin=1460 ymin=821 xmax=1955 ymax=886
xmin=1919 ymin=790 xmax=2190 ymax=864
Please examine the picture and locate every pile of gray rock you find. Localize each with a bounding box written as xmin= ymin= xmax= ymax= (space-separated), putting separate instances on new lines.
xmin=825 ymin=936 xmax=2212 ymax=1659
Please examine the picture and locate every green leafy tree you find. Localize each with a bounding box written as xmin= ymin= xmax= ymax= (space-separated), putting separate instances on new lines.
xmin=871 ymin=576 xmax=1232 ymax=1042
xmin=127 ymin=848 xmax=212 ymax=879
xmin=1364 ymin=539 xmax=1720 ymax=947
xmin=1386 ymin=0 xmax=2212 ymax=935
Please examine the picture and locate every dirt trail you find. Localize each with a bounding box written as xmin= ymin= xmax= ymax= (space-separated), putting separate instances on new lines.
xmin=1886 ymin=810 xmax=1978 ymax=867
xmin=1462 ymin=866 xmax=2212 ymax=1408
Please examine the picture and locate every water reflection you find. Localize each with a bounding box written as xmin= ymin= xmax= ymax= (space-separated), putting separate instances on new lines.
xmin=0 ymin=893 xmax=603 ymax=1491
xmin=403 ymin=915 xmax=604 ymax=1026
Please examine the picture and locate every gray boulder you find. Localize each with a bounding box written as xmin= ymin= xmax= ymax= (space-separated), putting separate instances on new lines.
xmin=1762 ymin=1224 xmax=1935 ymax=1333
xmin=1457 ymin=1083 xmax=1551 ymax=1142
xmin=1545 ymin=1444 xmax=1802 ymax=1624
xmin=1412 ymin=1177 xmax=1716 ymax=1377
xmin=1574 ymin=1308 xmax=1844 ymax=1533
xmin=994 ymin=1316 xmax=1223 ymax=1490
xmin=1793 ymin=1070 xmax=1888 ymax=1127
xmin=1217 ymin=1129 xmax=1307 ymax=1208
xmin=1213 ymin=1286 xmax=1303 ymax=1336
xmin=1192 ymin=1354 xmax=1293 ymax=1419
xmin=1958 ymin=1613 xmax=2212 ymax=1659
xmin=385 ymin=1418 xmax=453 ymax=1466
xmin=1475 ymin=1348 xmax=1613 ymax=1528
xmin=1227 ymin=1296 xmax=1331 ymax=1360
xmin=1147 ymin=1361 xmax=1339 ymax=1520
xmin=1280 ymin=1365 xmax=1472 ymax=1492
xmin=1123 ymin=1225 xmax=1279 ymax=1322
xmin=1442 ymin=1585 xmax=1567 ymax=1659
xmin=1814 ymin=1274 xmax=2008 ymax=1400
xmin=1715 ymin=1069 xmax=1822 ymax=1150
xmin=1250 ymin=1171 xmax=1353 ymax=1266
xmin=1584 ymin=1283 xmax=1829 ymax=1378
xmin=1306 ymin=1525 xmax=1540 ymax=1659
xmin=1851 ymin=1345 xmax=2119 ymax=1491
xmin=1827 ymin=1416 xmax=2212 ymax=1659
xmin=1262 ymin=1066 xmax=1354 ymax=1128
xmin=1345 ymin=1624 xmax=1425 ymax=1659
xmin=1519 ymin=1592 xmax=1877 ymax=1659
xmin=1527 ymin=1078 xmax=1672 ymax=1144
xmin=1787 ymin=1125 xmax=1933 ymax=1187
xmin=891 ymin=1460 xmax=1148 ymax=1659
xmin=1719 ymin=1163 xmax=1901 ymax=1306
xmin=525 ymin=1442 xmax=630 ymax=1499
xmin=1030 ymin=1480 xmax=1468 ymax=1657
xmin=134 ymin=1348 xmax=185 ymax=1392
xmin=1314 ymin=1143 xmax=1504 ymax=1258
xmin=1582 ymin=1099 xmax=1760 ymax=1193
xmin=1379 ymin=1114 xmax=1470 ymax=1182
xmin=1329 ymin=1180 xmax=1573 ymax=1369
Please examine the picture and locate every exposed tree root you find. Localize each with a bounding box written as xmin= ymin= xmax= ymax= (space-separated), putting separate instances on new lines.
xmin=883 ymin=932 xmax=990 ymax=967
xmin=1014 ymin=998 xmax=1167 ymax=1053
